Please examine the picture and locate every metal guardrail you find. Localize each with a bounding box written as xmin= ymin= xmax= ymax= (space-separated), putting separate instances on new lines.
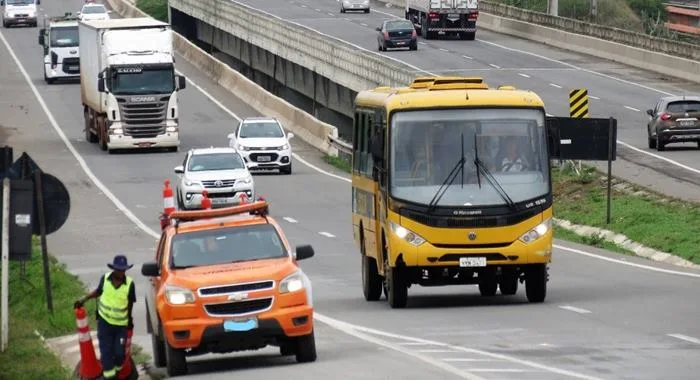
xmin=328 ymin=134 xmax=352 ymax=156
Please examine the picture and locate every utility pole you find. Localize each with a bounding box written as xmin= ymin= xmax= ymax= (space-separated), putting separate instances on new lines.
xmin=591 ymin=0 xmax=598 ymax=19
xmin=548 ymin=0 xmax=559 ymax=16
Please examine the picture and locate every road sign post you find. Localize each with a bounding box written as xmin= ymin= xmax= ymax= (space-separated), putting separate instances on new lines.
xmin=35 ymin=169 xmax=53 ymax=313
xmin=1 ymin=178 xmax=10 ymax=352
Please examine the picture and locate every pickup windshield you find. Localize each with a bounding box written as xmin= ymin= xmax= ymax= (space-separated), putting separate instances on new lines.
xmin=50 ymin=27 xmax=78 ymax=47
xmin=170 ymin=224 xmax=287 ymax=269
xmin=110 ymin=66 xmax=174 ymax=95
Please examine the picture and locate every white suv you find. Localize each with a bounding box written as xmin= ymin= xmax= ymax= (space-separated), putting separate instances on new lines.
xmin=228 ymin=117 xmax=294 ymax=174
xmin=174 ymin=147 xmax=255 ymax=210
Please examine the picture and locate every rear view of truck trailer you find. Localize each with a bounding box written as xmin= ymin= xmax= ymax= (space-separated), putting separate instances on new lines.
xmin=405 ymin=0 xmax=479 ymax=40
xmin=79 ymin=17 xmax=186 ymax=153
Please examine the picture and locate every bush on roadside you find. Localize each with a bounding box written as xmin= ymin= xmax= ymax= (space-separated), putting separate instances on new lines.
xmin=136 ymin=0 xmax=168 ymax=22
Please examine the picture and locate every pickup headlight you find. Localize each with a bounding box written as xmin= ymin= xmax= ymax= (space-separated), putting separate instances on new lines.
xmin=165 ymin=285 xmax=195 ymax=305
xmin=184 ymin=178 xmax=201 ymax=187
xmin=519 ymin=218 xmax=551 ymax=244
xmin=279 ymin=271 xmax=305 ymax=294
xmin=389 ymin=221 xmax=426 ymax=247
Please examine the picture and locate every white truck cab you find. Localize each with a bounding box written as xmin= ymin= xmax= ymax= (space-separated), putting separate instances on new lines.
xmin=38 ymin=13 xmax=80 ymax=84
xmin=1 ymin=0 xmax=39 ymax=28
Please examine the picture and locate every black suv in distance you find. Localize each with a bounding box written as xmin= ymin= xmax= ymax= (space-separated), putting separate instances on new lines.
xmin=646 ymin=95 xmax=700 ymax=151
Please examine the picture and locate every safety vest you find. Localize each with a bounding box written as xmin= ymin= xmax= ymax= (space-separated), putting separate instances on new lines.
xmin=97 ymin=274 xmax=132 ymax=326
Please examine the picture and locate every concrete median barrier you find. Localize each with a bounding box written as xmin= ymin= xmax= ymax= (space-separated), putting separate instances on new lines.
xmin=105 ymin=0 xmax=339 ymax=156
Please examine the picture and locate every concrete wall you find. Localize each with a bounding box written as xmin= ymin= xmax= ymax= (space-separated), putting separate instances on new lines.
xmin=105 ymin=0 xmax=340 ymax=155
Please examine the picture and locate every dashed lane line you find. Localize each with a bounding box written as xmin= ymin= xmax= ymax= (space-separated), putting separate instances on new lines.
xmin=283 ymin=217 xmax=298 ymax=223
xmin=318 ymin=231 xmax=336 ymax=238
xmin=667 ymin=334 xmax=700 ymax=345
xmin=558 ymin=305 xmax=592 ymax=314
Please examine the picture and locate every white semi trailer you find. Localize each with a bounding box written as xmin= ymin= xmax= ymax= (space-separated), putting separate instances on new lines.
xmin=405 ymin=0 xmax=479 ymax=40
xmin=79 ymin=17 xmax=186 ymax=153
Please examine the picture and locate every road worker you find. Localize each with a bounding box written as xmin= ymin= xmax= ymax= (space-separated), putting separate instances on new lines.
xmin=74 ymin=254 xmax=136 ymax=380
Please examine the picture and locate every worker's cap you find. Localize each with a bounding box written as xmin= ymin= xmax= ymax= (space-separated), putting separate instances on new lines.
xmin=108 ymin=254 xmax=133 ymax=271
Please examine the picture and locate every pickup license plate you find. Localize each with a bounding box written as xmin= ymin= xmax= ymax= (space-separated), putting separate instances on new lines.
xmin=459 ymin=257 xmax=486 ymax=267
xmin=223 ymin=318 xmax=258 ymax=332
xmin=137 ymin=142 xmax=152 ymax=147
xmin=679 ymin=120 xmax=695 ymax=127
xmin=69 ymin=66 xmax=79 ymax=71
xmin=257 ymin=156 xmax=271 ymax=162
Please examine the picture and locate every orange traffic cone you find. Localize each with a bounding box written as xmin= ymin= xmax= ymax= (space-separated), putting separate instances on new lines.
xmin=201 ymin=190 xmax=212 ymax=209
xmin=239 ymin=193 xmax=248 ymax=204
xmin=75 ymin=307 xmax=102 ymax=379
xmin=117 ymin=328 xmax=134 ymax=379
xmin=163 ymin=180 xmax=175 ymax=214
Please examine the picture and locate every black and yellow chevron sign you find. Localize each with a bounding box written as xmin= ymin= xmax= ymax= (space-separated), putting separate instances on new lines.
xmin=569 ymin=89 xmax=589 ymax=118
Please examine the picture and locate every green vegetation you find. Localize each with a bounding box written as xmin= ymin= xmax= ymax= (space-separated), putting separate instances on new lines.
xmin=0 ymin=238 xmax=149 ymax=379
xmin=490 ymin=0 xmax=696 ymax=43
xmin=136 ymin=0 xmax=168 ymax=22
xmin=321 ymin=154 xmax=700 ymax=264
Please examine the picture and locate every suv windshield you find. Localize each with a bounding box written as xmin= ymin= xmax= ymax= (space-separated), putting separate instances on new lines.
xmin=50 ymin=26 xmax=78 ymax=47
xmin=82 ymin=5 xmax=106 ymax=13
xmin=667 ymin=100 xmax=700 ymax=113
xmin=240 ymin=122 xmax=284 ymax=138
xmin=6 ymin=0 xmax=34 ymax=5
xmin=188 ymin=153 xmax=245 ymax=172
xmin=390 ymin=108 xmax=549 ymax=207
xmin=170 ymin=224 xmax=287 ymax=269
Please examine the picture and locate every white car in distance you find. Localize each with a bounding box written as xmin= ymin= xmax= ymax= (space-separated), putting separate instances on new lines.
xmin=174 ymin=147 xmax=255 ymax=210
xmin=78 ymin=3 xmax=110 ymax=21
xmin=228 ymin=117 xmax=294 ymax=175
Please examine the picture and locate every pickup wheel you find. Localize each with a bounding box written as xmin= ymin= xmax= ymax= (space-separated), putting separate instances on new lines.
xmin=294 ymin=330 xmax=317 ymax=363
xmin=478 ymin=267 xmax=498 ymax=296
xmin=164 ymin=340 xmax=187 ymax=376
xmin=525 ymin=264 xmax=548 ymax=303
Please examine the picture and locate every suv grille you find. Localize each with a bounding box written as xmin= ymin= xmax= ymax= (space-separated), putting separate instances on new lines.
xmin=198 ymin=281 xmax=274 ymax=296
xmin=201 ymin=179 xmax=236 ymax=188
xmin=116 ymin=96 xmax=169 ymax=138
xmin=204 ymin=297 xmax=273 ymax=316
xmin=248 ymin=147 xmax=278 ymax=151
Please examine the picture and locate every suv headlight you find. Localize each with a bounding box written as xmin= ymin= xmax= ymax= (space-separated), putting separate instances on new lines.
xmin=519 ymin=218 xmax=551 ymax=244
xmin=184 ymin=178 xmax=201 ymax=187
xmin=237 ymin=144 xmax=249 ymax=151
xmin=278 ymin=144 xmax=289 ymax=150
xmin=164 ymin=285 xmax=195 ymax=305
xmin=239 ymin=176 xmax=253 ymax=185
xmin=279 ymin=271 xmax=305 ymax=294
xmin=389 ymin=221 xmax=426 ymax=247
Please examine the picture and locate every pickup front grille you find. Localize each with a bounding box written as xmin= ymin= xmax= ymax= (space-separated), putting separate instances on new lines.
xmin=198 ymin=281 xmax=274 ymax=296
xmin=117 ymin=96 xmax=169 ymax=138
xmin=204 ymin=297 xmax=273 ymax=316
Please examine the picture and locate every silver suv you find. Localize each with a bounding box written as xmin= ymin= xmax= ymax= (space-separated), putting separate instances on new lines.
xmin=174 ymin=147 xmax=255 ymax=210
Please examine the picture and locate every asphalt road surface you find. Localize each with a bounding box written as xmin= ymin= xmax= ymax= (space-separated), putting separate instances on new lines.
xmin=1 ymin=1 xmax=699 ymax=379
xmin=231 ymin=0 xmax=700 ymax=202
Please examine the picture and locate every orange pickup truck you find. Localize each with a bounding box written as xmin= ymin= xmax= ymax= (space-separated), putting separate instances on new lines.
xmin=141 ymin=200 xmax=317 ymax=377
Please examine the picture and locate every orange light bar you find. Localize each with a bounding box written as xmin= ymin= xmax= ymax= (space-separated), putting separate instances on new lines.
xmin=169 ymin=200 xmax=269 ymax=222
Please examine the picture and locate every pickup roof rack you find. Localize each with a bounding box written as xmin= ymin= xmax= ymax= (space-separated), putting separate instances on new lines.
xmin=160 ymin=196 xmax=270 ymax=230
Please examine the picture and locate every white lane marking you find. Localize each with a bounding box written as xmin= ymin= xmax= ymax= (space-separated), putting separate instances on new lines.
xmin=518 ymin=73 xmax=530 ymax=78
xmin=327 ymin=12 xmax=334 ymax=16
xmin=470 ymin=369 xmax=536 ymax=373
xmin=300 ymin=4 xmax=307 ymax=7
xmin=443 ymin=358 xmax=497 ymax=362
xmin=418 ymin=41 xmax=427 ymax=45
xmin=462 ymin=55 xmax=472 ymax=59
xmin=667 ymin=334 xmax=700 ymax=345
xmin=361 ymin=23 xmax=368 ymax=27
xmin=314 ymin=8 xmax=321 ymax=12
xmin=489 ymin=63 xmax=501 ymax=69
xmin=344 ymin=17 xmax=351 ymax=21
xmin=439 ymin=48 xmax=449 ymax=52
xmin=318 ymin=231 xmax=336 ymax=238
xmin=419 ymin=349 xmax=461 ymax=353
xmin=0 ymin=28 xmax=160 ymax=241
xmin=283 ymin=217 xmax=298 ymax=223
xmin=316 ymin=313 xmax=604 ymax=380
xmin=558 ymin=305 xmax=592 ymax=314
xmin=624 ymin=105 xmax=640 ymax=112
xmin=615 ymin=140 xmax=700 ymax=175
xmin=237 ymin=2 xmax=432 ymax=74
xmin=589 ymin=95 xmax=600 ymax=100
xmin=549 ymin=83 xmax=562 ymax=88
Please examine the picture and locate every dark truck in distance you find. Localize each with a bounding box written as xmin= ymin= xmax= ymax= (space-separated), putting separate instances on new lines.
xmin=646 ymin=95 xmax=700 ymax=151
xmin=405 ymin=0 xmax=479 ymax=40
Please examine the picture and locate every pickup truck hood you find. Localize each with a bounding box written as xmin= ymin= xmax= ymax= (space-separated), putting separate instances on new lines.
xmin=173 ymin=258 xmax=296 ymax=288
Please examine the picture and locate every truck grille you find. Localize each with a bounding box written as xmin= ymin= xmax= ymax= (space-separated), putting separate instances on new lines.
xmin=61 ymin=58 xmax=80 ymax=74
xmin=116 ymin=96 xmax=169 ymax=138
xmin=198 ymin=281 xmax=274 ymax=296
xmin=201 ymin=179 xmax=237 ymax=188
xmin=204 ymin=297 xmax=273 ymax=316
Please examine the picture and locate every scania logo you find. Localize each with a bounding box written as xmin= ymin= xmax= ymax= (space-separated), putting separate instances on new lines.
xmin=130 ymin=96 xmax=156 ymax=102
xmin=468 ymin=232 xmax=477 ymax=241
xmin=214 ymin=180 xmax=223 ymax=187
xmin=227 ymin=292 xmax=248 ymax=301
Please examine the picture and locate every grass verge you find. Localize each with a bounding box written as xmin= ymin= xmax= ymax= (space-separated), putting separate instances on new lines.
xmin=136 ymin=0 xmax=168 ymax=22
xmin=0 ymin=238 xmax=150 ymax=379
xmin=322 ymin=154 xmax=700 ymax=264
